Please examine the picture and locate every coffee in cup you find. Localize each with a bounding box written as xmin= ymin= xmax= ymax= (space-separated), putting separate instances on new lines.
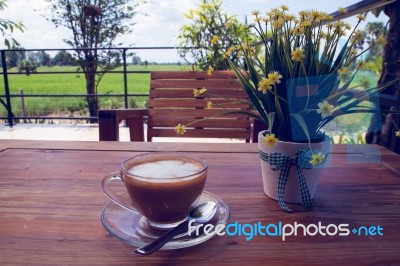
xmin=102 ymin=153 xmax=208 ymax=230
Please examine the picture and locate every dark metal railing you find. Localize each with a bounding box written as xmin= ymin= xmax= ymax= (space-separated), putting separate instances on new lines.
xmin=329 ymin=0 xmax=396 ymax=21
xmin=1 ymin=50 xmax=13 ymax=126
xmin=0 ymin=46 xmax=183 ymax=126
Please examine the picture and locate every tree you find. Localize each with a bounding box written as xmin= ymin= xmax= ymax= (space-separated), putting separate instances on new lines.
xmin=366 ymin=1 xmax=400 ymax=152
xmin=5 ymin=48 xmax=25 ymax=68
xmin=51 ymin=50 xmax=76 ymax=66
xmin=0 ymin=0 xmax=24 ymax=48
xmin=28 ymin=51 xmax=52 ymax=67
xmin=39 ymin=51 xmax=52 ymax=66
xmin=364 ymin=22 xmax=385 ymax=62
xmin=45 ymin=0 xmax=145 ymax=122
xmin=131 ymin=55 xmax=141 ymax=65
xmin=351 ymin=22 xmax=385 ymax=72
xmin=18 ymin=60 xmax=37 ymax=75
xmin=178 ymin=0 xmax=250 ymax=70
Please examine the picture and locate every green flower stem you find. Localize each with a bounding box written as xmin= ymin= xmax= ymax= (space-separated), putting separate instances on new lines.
xmin=300 ymin=61 xmax=311 ymax=110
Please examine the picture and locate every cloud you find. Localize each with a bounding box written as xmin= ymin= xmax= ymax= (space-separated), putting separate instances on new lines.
xmin=0 ymin=0 xmax=388 ymax=62
xmin=129 ymin=0 xmax=196 ymax=46
xmin=1 ymin=0 xmax=67 ymax=49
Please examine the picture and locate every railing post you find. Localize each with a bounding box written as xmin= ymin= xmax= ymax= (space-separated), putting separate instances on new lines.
xmin=1 ymin=50 xmax=14 ymax=127
xmin=19 ymin=89 xmax=26 ymax=120
xmin=122 ymin=48 xmax=128 ymax=109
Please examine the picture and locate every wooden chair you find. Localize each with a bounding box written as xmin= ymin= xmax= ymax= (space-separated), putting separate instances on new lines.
xmin=98 ymin=71 xmax=256 ymax=142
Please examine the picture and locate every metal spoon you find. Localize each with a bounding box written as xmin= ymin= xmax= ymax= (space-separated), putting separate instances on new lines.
xmin=134 ymin=201 xmax=217 ymax=256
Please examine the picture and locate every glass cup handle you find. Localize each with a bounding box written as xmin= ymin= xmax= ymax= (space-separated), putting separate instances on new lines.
xmin=101 ymin=172 xmax=138 ymax=213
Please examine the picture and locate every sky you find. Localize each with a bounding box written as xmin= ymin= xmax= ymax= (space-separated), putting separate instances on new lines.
xmin=2 ymin=0 xmax=388 ymax=63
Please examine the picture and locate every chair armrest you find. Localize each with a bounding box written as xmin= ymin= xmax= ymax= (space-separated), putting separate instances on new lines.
xmin=98 ymin=108 xmax=148 ymax=141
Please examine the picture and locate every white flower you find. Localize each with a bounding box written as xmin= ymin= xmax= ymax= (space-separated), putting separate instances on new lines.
xmin=317 ymin=101 xmax=334 ymax=119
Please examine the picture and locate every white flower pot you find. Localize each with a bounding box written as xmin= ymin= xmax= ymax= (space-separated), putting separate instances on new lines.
xmin=258 ymin=130 xmax=331 ymax=203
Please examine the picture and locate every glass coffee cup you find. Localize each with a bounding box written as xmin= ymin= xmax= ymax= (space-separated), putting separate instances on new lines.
xmin=102 ymin=152 xmax=208 ymax=230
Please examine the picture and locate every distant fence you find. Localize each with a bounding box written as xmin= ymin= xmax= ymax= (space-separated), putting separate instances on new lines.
xmin=0 ymin=47 xmax=184 ymax=126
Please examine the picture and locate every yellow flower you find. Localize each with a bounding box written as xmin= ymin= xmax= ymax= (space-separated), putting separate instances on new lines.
xmin=317 ymin=100 xmax=334 ymax=119
xmin=396 ymin=130 xmax=400 ymax=137
xmin=258 ymin=78 xmax=273 ymax=94
xmin=320 ymin=31 xmax=327 ymax=39
xmin=378 ymin=35 xmax=387 ymax=45
xmin=248 ymin=46 xmax=256 ymax=56
xmin=312 ymin=10 xmax=327 ymax=21
xmin=357 ymin=14 xmax=366 ymax=21
xmin=309 ymin=152 xmax=325 ymax=166
xmin=291 ymin=47 xmax=305 ymax=62
xmin=242 ymin=45 xmax=256 ymax=56
xmin=337 ymin=67 xmax=351 ymax=81
xmin=323 ymin=14 xmax=334 ymax=21
xmin=223 ymin=46 xmax=236 ymax=58
xmin=241 ymin=24 xmax=249 ymax=32
xmin=175 ymin=124 xmax=186 ymax=135
xmin=286 ymin=14 xmax=296 ymax=21
xmin=252 ymin=10 xmax=260 ymax=16
xmin=264 ymin=134 xmax=278 ymax=147
xmin=338 ymin=7 xmax=347 ymax=14
xmin=271 ymin=18 xmax=284 ymax=29
xmin=301 ymin=20 xmax=312 ymax=27
xmin=207 ymin=66 xmax=214 ymax=76
xmin=351 ymin=30 xmax=364 ymax=43
xmin=334 ymin=21 xmax=348 ymax=36
xmin=193 ymin=87 xmax=207 ymax=97
xmin=337 ymin=29 xmax=346 ymax=37
xmin=334 ymin=21 xmax=345 ymax=30
xmin=226 ymin=20 xmax=234 ymax=28
xmin=210 ymin=35 xmax=219 ymax=44
xmin=207 ymin=101 xmax=213 ymax=109
xmin=262 ymin=17 xmax=270 ymax=23
xmin=292 ymin=26 xmax=305 ymax=36
xmin=298 ymin=10 xmax=307 ymax=18
xmin=359 ymin=77 xmax=370 ymax=89
xmin=267 ymin=71 xmax=282 ymax=85
xmin=268 ymin=8 xmax=282 ymax=18
xmin=280 ymin=4 xmax=289 ymax=11
xmin=309 ymin=157 xmax=318 ymax=166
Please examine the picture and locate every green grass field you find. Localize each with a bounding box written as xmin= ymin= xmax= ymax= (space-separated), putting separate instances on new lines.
xmin=0 ymin=66 xmax=380 ymax=142
xmin=0 ymin=64 xmax=191 ymax=117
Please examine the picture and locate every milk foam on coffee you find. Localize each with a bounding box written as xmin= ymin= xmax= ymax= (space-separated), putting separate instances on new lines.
xmin=128 ymin=159 xmax=203 ymax=180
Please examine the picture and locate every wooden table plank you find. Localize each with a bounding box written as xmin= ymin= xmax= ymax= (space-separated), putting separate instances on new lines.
xmin=0 ymin=141 xmax=399 ymax=265
xmin=0 ymin=139 xmax=258 ymax=153
xmin=1 ymin=139 xmax=399 ymax=155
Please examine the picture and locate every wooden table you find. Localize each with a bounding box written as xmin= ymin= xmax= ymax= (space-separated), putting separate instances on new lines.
xmin=0 ymin=140 xmax=399 ymax=265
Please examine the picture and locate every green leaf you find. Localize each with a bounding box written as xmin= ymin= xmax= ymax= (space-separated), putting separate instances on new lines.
xmin=4 ymin=39 xmax=10 ymax=49
xmin=331 ymin=40 xmax=349 ymax=71
xmin=290 ymin=113 xmax=311 ymax=145
xmin=228 ymin=59 xmax=269 ymax=125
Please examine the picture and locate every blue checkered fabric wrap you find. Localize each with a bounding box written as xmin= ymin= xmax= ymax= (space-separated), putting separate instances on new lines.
xmin=259 ymin=149 xmax=326 ymax=212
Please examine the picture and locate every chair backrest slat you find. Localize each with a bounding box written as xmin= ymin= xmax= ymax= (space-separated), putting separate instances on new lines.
xmin=147 ymin=71 xmax=251 ymax=142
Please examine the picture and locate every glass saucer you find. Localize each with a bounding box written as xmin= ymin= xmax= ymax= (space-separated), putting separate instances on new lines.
xmin=101 ymin=190 xmax=230 ymax=249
